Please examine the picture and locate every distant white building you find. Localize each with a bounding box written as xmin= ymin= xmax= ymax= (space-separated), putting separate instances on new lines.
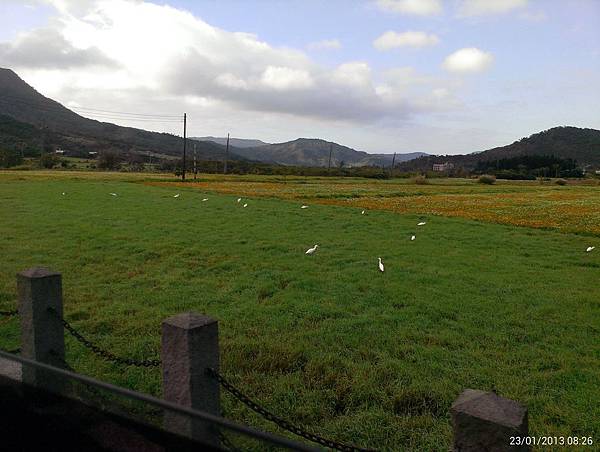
xmin=433 ymin=162 xmax=454 ymax=172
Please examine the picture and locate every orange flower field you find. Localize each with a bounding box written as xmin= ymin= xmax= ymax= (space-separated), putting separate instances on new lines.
xmin=151 ymin=176 xmax=600 ymax=235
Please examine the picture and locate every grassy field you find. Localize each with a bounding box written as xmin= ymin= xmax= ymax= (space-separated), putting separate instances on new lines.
xmin=1 ymin=171 xmax=599 ymax=451
xmin=154 ymin=175 xmax=600 ymax=236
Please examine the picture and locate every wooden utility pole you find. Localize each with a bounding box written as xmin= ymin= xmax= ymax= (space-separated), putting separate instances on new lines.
xmin=327 ymin=143 xmax=333 ymax=172
xmin=223 ymin=133 xmax=229 ymax=174
xmin=390 ymin=152 xmax=396 ymax=177
xmin=193 ymin=142 xmax=197 ymax=180
xmin=181 ymin=113 xmax=187 ymax=181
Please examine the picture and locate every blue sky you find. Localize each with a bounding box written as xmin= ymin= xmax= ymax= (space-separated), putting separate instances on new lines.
xmin=0 ymin=0 xmax=598 ymax=154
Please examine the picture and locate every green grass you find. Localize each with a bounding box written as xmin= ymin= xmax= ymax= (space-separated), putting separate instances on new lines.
xmin=1 ymin=173 xmax=599 ymax=451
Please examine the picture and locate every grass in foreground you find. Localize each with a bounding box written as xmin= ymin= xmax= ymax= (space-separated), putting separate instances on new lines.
xmin=0 ymin=172 xmax=599 ymax=451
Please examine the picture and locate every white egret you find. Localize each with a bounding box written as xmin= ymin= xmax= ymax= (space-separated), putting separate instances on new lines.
xmin=586 ymin=246 xmax=595 ymax=252
xmin=237 ymin=198 xmax=242 ymax=203
xmin=110 ymin=193 xmax=117 ymax=196
xmin=378 ymin=257 xmax=385 ymax=272
xmin=243 ymin=203 xmax=248 ymax=208
xmin=173 ymin=194 xmax=180 ymax=198
xmin=417 ymin=222 xmax=426 ymax=226
xmin=202 ymin=198 xmax=208 ymax=202
xmin=301 ymin=205 xmax=309 ymax=209
xmin=361 ymin=210 xmax=365 ymax=215
xmin=61 ymin=192 xmax=65 ymax=196
xmin=305 ymin=244 xmax=318 ymax=255
xmin=411 ymin=235 xmax=416 ymax=241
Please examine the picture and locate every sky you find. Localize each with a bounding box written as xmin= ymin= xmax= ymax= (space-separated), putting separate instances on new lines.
xmin=0 ymin=0 xmax=598 ymax=155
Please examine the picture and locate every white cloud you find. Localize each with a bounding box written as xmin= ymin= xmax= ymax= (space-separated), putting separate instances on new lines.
xmin=331 ymin=62 xmax=372 ymax=87
xmin=39 ymin=0 xmax=101 ymax=16
xmin=376 ymin=67 xmax=462 ymax=112
xmin=373 ymin=31 xmax=439 ymax=50
xmin=1 ymin=0 xmax=461 ymax=129
xmin=458 ymin=0 xmax=528 ymax=17
xmin=260 ymin=66 xmax=314 ymax=91
xmin=443 ymin=47 xmax=494 ymax=73
xmin=308 ymin=39 xmax=341 ymax=50
xmin=0 ymin=27 xmax=117 ymax=69
xmin=375 ymin=0 xmax=442 ymax=16
xmin=214 ymin=73 xmax=248 ymax=90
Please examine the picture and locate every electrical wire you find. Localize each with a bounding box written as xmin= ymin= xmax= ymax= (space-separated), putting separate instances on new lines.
xmin=0 ymin=92 xmax=183 ymax=123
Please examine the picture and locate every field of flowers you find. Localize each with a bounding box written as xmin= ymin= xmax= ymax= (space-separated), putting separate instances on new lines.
xmin=153 ymin=176 xmax=600 ymax=236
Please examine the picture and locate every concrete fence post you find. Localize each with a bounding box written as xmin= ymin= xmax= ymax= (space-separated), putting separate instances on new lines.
xmin=17 ymin=267 xmax=65 ymax=391
xmin=161 ymin=312 xmax=220 ymax=446
xmin=451 ymin=389 xmax=529 ymax=451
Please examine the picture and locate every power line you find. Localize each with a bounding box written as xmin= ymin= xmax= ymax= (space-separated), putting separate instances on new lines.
xmin=73 ymin=113 xmax=183 ymax=123
xmin=0 ymin=100 xmax=181 ymax=124
xmin=0 ymin=96 xmax=182 ymax=124
xmin=0 ymin=92 xmax=182 ymax=121
xmin=70 ymin=106 xmax=181 ymax=119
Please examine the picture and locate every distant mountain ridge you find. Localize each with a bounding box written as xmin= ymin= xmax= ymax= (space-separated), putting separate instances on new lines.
xmin=473 ymin=126 xmax=600 ymax=163
xmin=192 ymin=136 xmax=269 ymax=148
xmin=196 ymin=136 xmax=428 ymax=167
xmin=0 ymin=68 xmax=426 ymax=167
xmin=0 ymin=68 xmax=235 ymax=160
xmin=4 ymin=68 xmax=593 ymax=172
xmin=399 ymin=126 xmax=600 ymax=171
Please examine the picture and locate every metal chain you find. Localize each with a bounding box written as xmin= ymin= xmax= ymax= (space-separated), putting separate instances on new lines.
xmin=207 ymin=368 xmax=375 ymax=452
xmin=0 ymin=309 xmax=18 ymax=317
xmin=51 ymin=350 xmax=162 ymax=419
xmin=48 ymin=308 xmax=161 ymax=368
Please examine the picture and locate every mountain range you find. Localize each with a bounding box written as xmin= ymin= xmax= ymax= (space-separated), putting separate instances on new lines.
xmin=193 ymin=136 xmax=428 ymax=167
xmin=0 ymin=67 xmax=598 ymax=171
xmin=398 ymin=126 xmax=600 ymax=171
xmin=193 ymin=136 xmax=269 ymax=148
xmin=0 ymin=68 xmax=427 ymax=167
xmin=0 ymin=68 xmax=231 ymax=160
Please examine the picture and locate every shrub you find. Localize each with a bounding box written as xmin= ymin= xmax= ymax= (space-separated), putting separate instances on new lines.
xmin=39 ymin=153 xmax=59 ymax=169
xmin=555 ymin=178 xmax=567 ymax=185
xmin=478 ymin=174 xmax=496 ymax=185
xmin=367 ymin=172 xmax=389 ymax=179
xmin=413 ymin=175 xmax=429 ymax=185
xmin=0 ymin=149 xmax=23 ymax=168
xmin=97 ymin=151 xmax=121 ymax=170
xmin=495 ymin=170 xmax=536 ymax=180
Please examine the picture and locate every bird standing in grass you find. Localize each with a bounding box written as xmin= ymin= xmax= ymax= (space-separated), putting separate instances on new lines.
xmin=411 ymin=235 xmax=416 ymax=241
xmin=237 ymin=198 xmax=242 ymax=203
xmin=110 ymin=193 xmax=117 ymax=196
xmin=173 ymin=194 xmax=180 ymax=198
xmin=243 ymin=203 xmax=248 ymax=208
xmin=361 ymin=210 xmax=365 ymax=215
xmin=202 ymin=198 xmax=208 ymax=202
xmin=378 ymin=257 xmax=385 ymax=272
xmin=61 ymin=192 xmax=65 ymax=196
xmin=586 ymin=246 xmax=595 ymax=252
xmin=301 ymin=205 xmax=309 ymax=209
xmin=305 ymin=244 xmax=318 ymax=255
xmin=417 ymin=221 xmax=426 ymax=226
